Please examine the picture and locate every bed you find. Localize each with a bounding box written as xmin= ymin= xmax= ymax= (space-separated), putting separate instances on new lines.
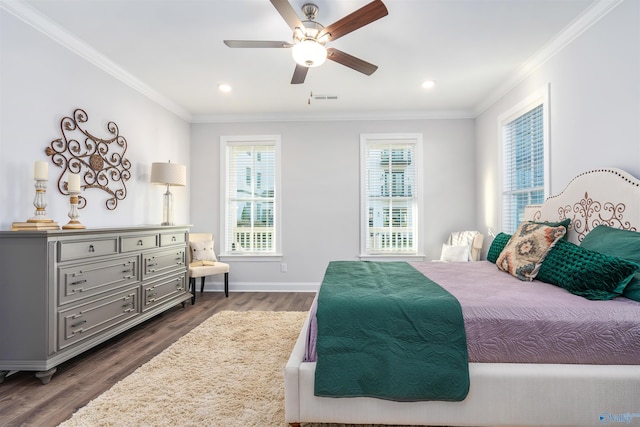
xmin=285 ymin=167 xmax=640 ymax=427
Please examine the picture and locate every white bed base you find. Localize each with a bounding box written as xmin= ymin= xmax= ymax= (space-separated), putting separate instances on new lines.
xmin=285 ymin=168 xmax=640 ymax=427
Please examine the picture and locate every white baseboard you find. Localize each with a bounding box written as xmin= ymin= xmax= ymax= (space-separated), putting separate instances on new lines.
xmin=197 ymin=281 xmax=320 ymax=293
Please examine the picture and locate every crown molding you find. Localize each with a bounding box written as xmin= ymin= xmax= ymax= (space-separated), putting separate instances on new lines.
xmin=473 ymin=0 xmax=624 ymax=116
xmin=0 ymin=0 xmax=193 ymax=122
xmin=191 ymin=109 xmax=476 ymax=124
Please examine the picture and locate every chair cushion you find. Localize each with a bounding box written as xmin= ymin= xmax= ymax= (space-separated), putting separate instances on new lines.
xmin=188 ymin=262 xmax=229 ymax=278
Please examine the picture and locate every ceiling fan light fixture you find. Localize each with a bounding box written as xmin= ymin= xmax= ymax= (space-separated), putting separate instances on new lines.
xmin=292 ymin=39 xmax=327 ymax=67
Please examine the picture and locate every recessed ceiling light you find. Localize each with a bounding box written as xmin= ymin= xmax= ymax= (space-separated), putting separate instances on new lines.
xmin=421 ymin=80 xmax=435 ymax=89
xmin=217 ymin=83 xmax=232 ymax=93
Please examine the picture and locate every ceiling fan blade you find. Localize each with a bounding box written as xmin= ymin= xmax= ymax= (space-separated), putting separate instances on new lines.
xmin=291 ymin=64 xmax=309 ymax=84
xmin=320 ymin=0 xmax=388 ymax=42
xmin=224 ymin=40 xmax=293 ymax=48
xmin=270 ymin=0 xmax=304 ymax=32
xmin=327 ymin=48 xmax=378 ymax=75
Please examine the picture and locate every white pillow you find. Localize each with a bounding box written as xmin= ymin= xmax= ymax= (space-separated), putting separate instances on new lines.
xmin=190 ymin=240 xmax=217 ymax=263
xmin=440 ymin=244 xmax=470 ymax=262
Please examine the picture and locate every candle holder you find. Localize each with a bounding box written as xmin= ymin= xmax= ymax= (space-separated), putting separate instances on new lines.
xmin=12 ymin=178 xmax=60 ymax=230
xmin=62 ymin=191 xmax=86 ymax=229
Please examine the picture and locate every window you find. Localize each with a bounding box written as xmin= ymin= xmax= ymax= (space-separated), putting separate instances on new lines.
xmin=500 ymin=85 xmax=550 ymax=233
xmin=221 ymin=135 xmax=281 ymax=256
xmin=361 ymin=134 xmax=423 ymax=256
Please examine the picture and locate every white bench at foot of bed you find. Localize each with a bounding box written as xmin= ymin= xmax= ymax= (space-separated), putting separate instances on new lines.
xmin=285 ymin=312 xmax=640 ymax=427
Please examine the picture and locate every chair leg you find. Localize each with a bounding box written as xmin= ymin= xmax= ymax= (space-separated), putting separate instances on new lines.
xmin=224 ymin=272 xmax=229 ymax=297
xmin=200 ymin=276 xmax=205 ymax=294
xmin=189 ymin=277 xmax=195 ymax=305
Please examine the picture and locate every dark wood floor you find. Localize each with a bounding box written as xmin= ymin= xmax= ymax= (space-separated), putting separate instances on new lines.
xmin=0 ymin=292 xmax=315 ymax=427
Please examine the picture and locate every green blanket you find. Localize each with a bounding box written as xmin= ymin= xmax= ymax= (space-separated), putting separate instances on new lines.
xmin=314 ymin=261 xmax=469 ymax=401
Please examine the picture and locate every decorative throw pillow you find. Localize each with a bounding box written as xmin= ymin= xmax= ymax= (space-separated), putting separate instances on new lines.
xmin=487 ymin=232 xmax=511 ymax=263
xmin=496 ymin=222 xmax=566 ymax=281
xmin=579 ymin=225 xmax=640 ymax=302
xmin=537 ymin=238 xmax=639 ymax=300
xmin=534 ymin=218 xmax=571 ymax=240
xmin=190 ymin=240 xmax=217 ymax=264
xmin=440 ymin=244 xmax=470 ymax=262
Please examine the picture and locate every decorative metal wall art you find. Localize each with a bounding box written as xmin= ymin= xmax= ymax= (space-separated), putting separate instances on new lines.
xmin=45 ymin=108 xmax=131 ymax=210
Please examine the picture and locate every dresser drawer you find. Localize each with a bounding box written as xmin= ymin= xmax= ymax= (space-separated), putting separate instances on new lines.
xmin=143 ymin=248 xmax=186 ymax=279
xmin=160 ymin=231 xmax=186 ymax=247
xmin=58 ymin=256 xmax=139 ymax=306
xmin=57 ymin=287 xmax=139 ymax=350
xmin=58 ymin=238 xmax=119 ymax=262
xmin=142 ymin=274 xmax=187 ymax=312
xmin=120 ymin=234 xmax=158 ymax=253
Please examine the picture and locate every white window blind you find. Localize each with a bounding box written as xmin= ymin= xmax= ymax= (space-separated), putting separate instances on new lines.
xmin=502 ymin=103 xmax=545 ymax=233
xmin=361 ymin=135 xmax=422 ymax=255
xmin=221 ymin=136 xmax=280 ymax=255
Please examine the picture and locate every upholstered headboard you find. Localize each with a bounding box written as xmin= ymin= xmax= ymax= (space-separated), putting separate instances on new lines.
xmin=524 ymin=168 xmax=640 ymax=245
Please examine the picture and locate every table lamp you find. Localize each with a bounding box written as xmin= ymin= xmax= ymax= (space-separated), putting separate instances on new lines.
xmin=150 ymin=161 xmax=186 ymax=226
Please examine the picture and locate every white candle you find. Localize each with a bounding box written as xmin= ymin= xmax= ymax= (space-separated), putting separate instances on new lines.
xmin=68 ymin=173 xmax=81 ymax=193
xmin=34 ymin=161 xmax=48 ymax=180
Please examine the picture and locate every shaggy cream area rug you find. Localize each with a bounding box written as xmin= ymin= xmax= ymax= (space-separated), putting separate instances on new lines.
xmin=58 ymin=310 xmax=307 ymax=427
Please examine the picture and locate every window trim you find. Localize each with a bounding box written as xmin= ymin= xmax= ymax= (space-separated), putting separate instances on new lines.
xmin=359 ymin=133 xmax=424 ymax=259
xmin=497 ymin=84 xmax=550 ymax=233
xmin=219 ymin=135 xmax=282 ymax=259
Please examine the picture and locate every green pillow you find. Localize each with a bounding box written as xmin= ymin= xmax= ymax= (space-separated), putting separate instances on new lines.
xmin=580 ymin=225 xmax=640 ymax=302
xmin=537 ymin=239 xmax=639 ymax=300
xmin=487 ymin=232 xmax=511 ymax=263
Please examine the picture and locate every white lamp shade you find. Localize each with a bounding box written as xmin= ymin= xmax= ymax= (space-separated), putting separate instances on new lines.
xmin=292 ymin=40 xmax=327 ymax=67
xmin=150 ymin=162 xmax=186 ymax=186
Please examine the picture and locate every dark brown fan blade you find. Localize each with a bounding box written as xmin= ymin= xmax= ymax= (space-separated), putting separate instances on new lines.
xmin=319 ymin=0 xmax=388 ymax=42
xmin=270 ymin=0 xmax=304 ymax=31
xmin=291 ymin=64 xmax=309 ymax=84
xmin=224 ymin=40 xmax=293 ymax=48
xmin=326 ymin=48 xmax=378 ymax=75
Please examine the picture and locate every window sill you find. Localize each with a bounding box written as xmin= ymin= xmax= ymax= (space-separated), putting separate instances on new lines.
xmin=359 ymin=254 xmax=425 ymax=262
xmin=219 ymin=254 xmax=282 ymax=262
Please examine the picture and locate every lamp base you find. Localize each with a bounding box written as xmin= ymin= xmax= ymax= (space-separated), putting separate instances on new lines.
xmin=162 ymin=186 xmax=175 ymax=226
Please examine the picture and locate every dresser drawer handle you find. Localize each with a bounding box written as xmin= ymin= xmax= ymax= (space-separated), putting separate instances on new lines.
xmin=71 ymin=319 xmax=87 ymax=328
xmin=137 ymin=240 xmax=144 ymax=246
xmin=88 ymin=245 xmax=95 ymax=252
xmin=122 ymin=302 xmax=134 ymax=308
xmin=70 ymin=279 xmax=87 ymax=286
xmin=122 ymin=268 xmax=133 ymax=274
xmin=71 ymin=329 xmax=84 ymax=336
xmin=147 ymin=263 xmax=158 ymax=267
xmin=71 ymin=288 xmax=84 ymax=294
xmin=171 ymin=236 xmax=177 ymax=241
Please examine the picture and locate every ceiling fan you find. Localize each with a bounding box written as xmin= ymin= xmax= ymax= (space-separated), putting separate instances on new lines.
xmin=223 ymin=0 xmax=388 ymax=84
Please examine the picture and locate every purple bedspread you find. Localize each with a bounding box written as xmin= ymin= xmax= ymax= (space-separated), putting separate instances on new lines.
xmin=305 ymin=261 xmax=640 ymax=365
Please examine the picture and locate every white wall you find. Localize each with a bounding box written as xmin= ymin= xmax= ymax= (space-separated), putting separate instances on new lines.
xmin=191 ymin=118 xmax=476 ymax=290
xmin=475 ymin=0 xmax=640 ymax=245
xmin=0 ymin=9 xmax=190 ymax=230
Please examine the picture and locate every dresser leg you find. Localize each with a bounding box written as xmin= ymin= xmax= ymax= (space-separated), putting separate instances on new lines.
xmin=35 ymin=368 xmax=57 ymax=385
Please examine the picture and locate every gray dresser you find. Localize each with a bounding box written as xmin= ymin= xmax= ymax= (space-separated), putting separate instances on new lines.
xmin=0 ymin=225 xmax=191 ymax=384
